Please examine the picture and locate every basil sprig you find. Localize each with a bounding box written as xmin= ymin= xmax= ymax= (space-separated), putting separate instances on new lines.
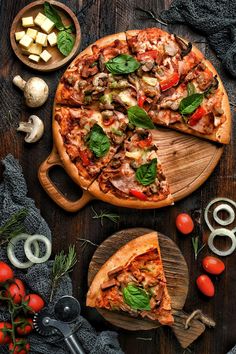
xmin=44 ymin=2 xmax=64 ymax=30
xmin=105 ymin=54 xmax=140 ymax=74
xmin=88 ymin=124 xmax=110 ymax=158
xmin=123 ymin=284 xmax=151 ymax=310
xmin=179 ymin=93 xmax=204 ymax=115
xmin=127 ymin=106 xmax=155 ymax=129
xmin=135 ymin=158 xmax=157 ymax=186
xmin=57 ymin=31 xmax=75 ymax=56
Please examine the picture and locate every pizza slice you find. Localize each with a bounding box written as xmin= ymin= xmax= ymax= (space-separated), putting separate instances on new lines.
xmin=54 ymin=105 xmax=128 ymax=189
xmin=88 ymin=128 xmax=173 ymax=208
xmin=86 ymin=232 xmax=174 ymax=326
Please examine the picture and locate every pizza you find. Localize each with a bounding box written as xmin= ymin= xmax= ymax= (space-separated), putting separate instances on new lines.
xmin=86 ymin=232 xmax=174 ymax=326
xmin=53 ymin=27 xmax=231 ymax=208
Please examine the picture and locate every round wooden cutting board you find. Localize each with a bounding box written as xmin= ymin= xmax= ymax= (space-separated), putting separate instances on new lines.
xmin=87 ymin=228 xmax=189 ymax=331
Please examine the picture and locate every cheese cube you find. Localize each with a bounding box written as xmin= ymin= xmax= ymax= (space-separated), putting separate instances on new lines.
xmin=34 ymin=12 xmax=47 ymax=27
xmin=28 ymin=43 xmax=43 ymax=55
xmin=28 ymin=54 xmax=40 ymax=63
xmin=35 ymin=32 xmax=47 ymax=47
xmin=40 ymin=49 xmax=52 ymax=62
xmin=26 ymin=28 xmax=38 ymax=40
xmin=47 ymin=32 xmax=57 ymax=46
xmin=22 ymin=16 xmax=34 ymax=27
xmin=40 ymin=18 xmax=55 ymax=34
xmin=15 ymin=31 xmax=25 ymax=41
xmin=19 ymin=34 xmax=33 ymax=49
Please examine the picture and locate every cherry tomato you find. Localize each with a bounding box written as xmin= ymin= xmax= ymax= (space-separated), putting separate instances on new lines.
xmin=0 ymin=262 xmax=14 ymax=283
xmin=24 ymin=294 xmax=45 ymax=313
xmin=202 ymin=256 xmax=225 ymax=275
xmin=196 ymin=274 xmax=215 ymax=297
xmin=176 ymin=213 xmax=194 ymax=234
xmin=7 ymin=279 xmax=26 ymax=304
xmin=0 ymin=322 xmax=12 ymax=344
xmin=9 ymin=339 xmax=30 ymax=354
xmin=15 ymin=317 xmax=33 ymax=336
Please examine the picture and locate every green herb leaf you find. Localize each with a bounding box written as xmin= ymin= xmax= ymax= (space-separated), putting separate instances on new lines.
xmin=187 ymin=82 xmax=195 ymax=96
xmin=135 ymin=158 xmax=157 ymax=186
xmin=123 ymin=284 xmax=150 ymax=310
xmin=179 ymin=93 xmax=204 ymax=115
xmin=106 ymin=54 xmax=140 ymax=74
xmin=57 ymin=30 xmax=75 ymax=56
xmin=0 ymin=209 xmax=28 ymax=246
xmin=127 ymin=106 xmax=155 ymax=129
xmin=44 ymin=1 xmax=65 ymax=30
xmin=91 ymin=207 xmax=120 ymax=226
xmin=88 ymin=124 xmax=110 ymax=158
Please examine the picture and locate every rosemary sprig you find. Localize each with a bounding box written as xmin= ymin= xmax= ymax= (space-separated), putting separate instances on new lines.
xmin=91 ymin=207 xmax=120 ymax=226
xmin=192 ymin=236 xmax=205 ymax=260
xmin=50 ymin=245 xmax=77 ymax=302
xmin=0 ymin=209 xmax=28 ymax=246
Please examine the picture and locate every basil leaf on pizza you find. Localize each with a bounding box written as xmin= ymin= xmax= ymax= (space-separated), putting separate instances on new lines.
xmin=88 ymin=124 xmax=110 ymax=158
xmin=179 ymin=93 xmax=204 ymax=115
xmin=127 ymin=106 xmax=155 ymax=129
xmin=105 ymin=54 xmax=140 ymax=74
xmin=123 ymin=284 xmax=151 ymax=310
xmin=135 ymin=158 xmax=157 ymax=186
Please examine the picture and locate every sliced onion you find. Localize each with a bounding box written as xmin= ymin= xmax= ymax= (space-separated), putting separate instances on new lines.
xmin=7 ymin=233 xmax=40 ymax=269
xmin=24 ymin=235 xmax=51 ymax=263
xmin=204 ymin=198 xmax=236 ymax=232
xmin=208 ymin=228 xmax=236 ymax=256
xmin=213 ymin=204 xmax=235 ymax=226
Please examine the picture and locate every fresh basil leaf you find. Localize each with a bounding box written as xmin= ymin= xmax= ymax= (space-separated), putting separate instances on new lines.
xmin=187 ymin=82 xmax=195 ymax=96
xmin=135 ymin=158 xmax=157 ymax=186
xmin=127 ymin=106 xmax=155 ymax=129
xmin=57 ymin=31 xmax=75 ymax=56
xmin=105 ymin=54 xmax=140 ymax=74
xmin=88 ymin=124 xmax=110 ymax=158
xmin=179 ymin=93 xmax=204 ymax=115
xmin=123 ymin=284 xmax=151 ymax=311
xmin=44 ymin=2 xmax=65 ymax=30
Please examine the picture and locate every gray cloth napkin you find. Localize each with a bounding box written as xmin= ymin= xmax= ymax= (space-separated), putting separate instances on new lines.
xmin=0 ymin=154 xmax=124 ymax=354
xmin=161 ymin=0 xmax=236 ymax=77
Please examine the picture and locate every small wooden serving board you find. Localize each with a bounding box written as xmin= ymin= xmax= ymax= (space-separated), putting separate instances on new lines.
xmin=87 ymin=228 xmax=206 ymax=348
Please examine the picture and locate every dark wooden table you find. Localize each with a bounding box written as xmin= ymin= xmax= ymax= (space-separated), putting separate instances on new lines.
xmin=0 ymin=1 xmax=236 ymax=353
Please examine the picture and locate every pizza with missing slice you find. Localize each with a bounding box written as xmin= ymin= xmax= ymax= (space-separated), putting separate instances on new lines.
xmin=86 ymin=232 xmax=174 ymax=326
xmin=53 ymin=27 xmax=231 ymax=208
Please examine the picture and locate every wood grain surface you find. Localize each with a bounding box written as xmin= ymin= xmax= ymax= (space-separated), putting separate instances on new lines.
xmin=0 ymin=1 xmax=236 ymax=354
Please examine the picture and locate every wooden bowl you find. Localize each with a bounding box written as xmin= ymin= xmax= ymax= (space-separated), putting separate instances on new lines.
xmin=10 ymin=0 xmax=81 ymax=72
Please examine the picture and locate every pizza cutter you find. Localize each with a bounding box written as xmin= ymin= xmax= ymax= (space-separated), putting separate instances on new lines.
xmin=33 ymin=295 xmax=85 ymax=354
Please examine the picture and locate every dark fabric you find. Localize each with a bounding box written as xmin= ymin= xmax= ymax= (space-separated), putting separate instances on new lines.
xmin=0 ymin=154 xmax=124 ymax=354
xmin=161 ymin=0 xmax=236 ymax=77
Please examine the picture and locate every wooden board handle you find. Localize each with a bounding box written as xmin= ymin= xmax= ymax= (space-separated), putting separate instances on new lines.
xmin=38 ymin=147 xmax=93 ymax=212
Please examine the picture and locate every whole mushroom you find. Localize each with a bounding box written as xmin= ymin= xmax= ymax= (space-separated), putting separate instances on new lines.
xmin=13 ymin=75 xmax=49 ymax=108
xmin=17 ymin=115 xmax=44 ymax=143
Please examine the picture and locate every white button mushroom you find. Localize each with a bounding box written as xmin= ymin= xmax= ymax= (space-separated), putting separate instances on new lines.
xmin=13 ymin=75 xmax=49 ymax=107
xmin=17 ymin=115 xmax=44 ymax=143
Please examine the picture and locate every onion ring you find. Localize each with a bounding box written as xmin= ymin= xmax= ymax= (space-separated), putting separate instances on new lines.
xmin=24 ymin=234 xmax=51 ymax=263
xmin=204 ymin=198 xmax=236 ymax=232
xmin=7 ymin=233 xmax=40 ymax=269
xmin=208 ymin=228 xmax=236 ymax=256
xmin=213 ymin=204 xmax=235 ymax=226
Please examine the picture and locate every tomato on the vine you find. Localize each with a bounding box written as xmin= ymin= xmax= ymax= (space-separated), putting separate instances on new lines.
xmin=196 ymin=274 xmax=215 ymax=297
xmin=0 ymin=262 xmax=14 ymax=283
xmin=202 ymin=256 xmax=225 ymax=275
xmin=24 ymin=294 xmax=45 ymax=313
xmin=7 ymin=279 xmax=26 ymax=304
xmin=0 ymin=322 xmax=12 ymax=344
xmin=9 ymin=338 xmax=30 ymax=354
xmin=176 ymin=213 xmax=194 ymax=234
xmin=15 ymin=317 xmax=33 ymax=336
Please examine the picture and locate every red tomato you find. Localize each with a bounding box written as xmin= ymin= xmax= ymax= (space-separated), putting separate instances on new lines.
xmin=15 ymin=317 xmax=33 ymax=336
xmin=7 ymin=279 xmax=26 ymax=304
xmin=137 ymin=95 xmax=147 ymax=108
xmin=9 ymin=339 xmax=30 ymax=354
xmin=129 ymin=189 xmax=147 ymax=201
xmin=0 ymin=262 xmax=14 ymax=283
xmin=159 ymin=72 xmax=180 ymax=91
xmin=79 ymin=150 xmax=90 ymax=166
xmin=24 ymin=294 xmax=45 ymax=313
xmin=0 ymin=322 xmax=12 ymax=344
xmin=137 ymin=135 xmax=152 ymax=148
xmin=137 ymin=50 xmax=158 ymax=61
xmin=202 ymin=256 xmax=225 ymax=275
xmin=196 ymin=274 xmax=215 ymax=297
xmin=188 ymin=106 xmax=207 ymax=126
xmin=176 ymin=213 xmax=194 ymax=234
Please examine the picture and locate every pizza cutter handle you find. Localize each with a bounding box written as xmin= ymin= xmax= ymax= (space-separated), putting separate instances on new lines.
xmin=38 ymin=147 xmax=94 ymax=212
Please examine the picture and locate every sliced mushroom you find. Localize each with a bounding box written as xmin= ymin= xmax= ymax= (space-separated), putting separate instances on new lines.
xmin=13 ymin=75 xmax=49 ymax=108
xmin=17 ymin=115 xmax=44 ymax=143
xmin=174 ymin=35 xmax=192 ymax=57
